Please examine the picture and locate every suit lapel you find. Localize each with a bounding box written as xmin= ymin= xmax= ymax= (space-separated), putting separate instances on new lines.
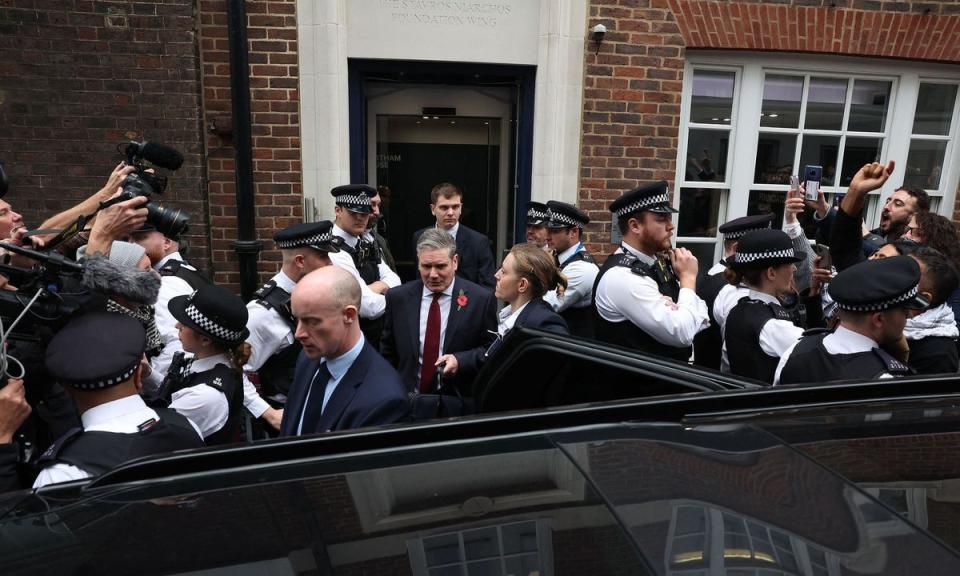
xmin=407 ymin=281 xmax=424 ymax=357
xmin=443 ymin=278 xmax=465 ymax=351
xmin=283 ymin=354 xmax=319 ymax=436
xmin=317 ymin=344 xmax=366 ymax=432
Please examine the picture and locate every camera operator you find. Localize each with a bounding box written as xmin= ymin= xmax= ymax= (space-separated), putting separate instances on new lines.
xmin=0 ymin=379 xmax=31 ymax=491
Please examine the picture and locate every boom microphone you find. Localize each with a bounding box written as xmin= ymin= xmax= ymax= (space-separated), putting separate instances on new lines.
xmin=125 ymin=141 xmax=184 ymax=171
xmin=81 ymin=256 xmax=161 ymax=305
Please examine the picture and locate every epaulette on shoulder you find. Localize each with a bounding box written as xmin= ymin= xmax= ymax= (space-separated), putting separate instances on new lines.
xmin=873 ymin=348 xmax=912 ymax=375
xmin=801 ymin=327 xmax=831 ymax=337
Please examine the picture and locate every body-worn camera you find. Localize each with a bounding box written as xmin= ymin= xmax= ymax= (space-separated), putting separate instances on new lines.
xmin=116 ymin=140 xmax=190 ymax=240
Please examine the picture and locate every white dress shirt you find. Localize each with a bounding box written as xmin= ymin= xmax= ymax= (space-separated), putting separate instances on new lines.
xmin=713 ymin=282 xmax=750 ymax=372
xmin=544 ymin=243 xmax=599 ymax=313
xmin=594 ymin=243 xmax=709 ymax=348
xmin=144 ymin=251 xmax=193 ymax=394
xmin=418 ymin=283 xmax=455 ymax=374
xmin=240 ymin=270 xmax=297 ymax=418
xmin=296 ymin=334 xmax=366 ymax=435
xmin=498 ymin=301 xmax=530 ymax=335
xmin=773 ymin=325 xmax=894 ymax=385
xmin=732 ymin=290 xmax=804 ymax=358
xmin=169 ymin=353 xmax=232 ymax=439
xmin=33 ymin=395 xmax=202 ymax=488
xmin=330 ymin=225 xmax=390 ymax=319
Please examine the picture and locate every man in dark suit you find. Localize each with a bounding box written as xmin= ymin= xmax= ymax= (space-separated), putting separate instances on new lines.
xmin=413 ymin=182 xmax=496 ymax=288
xmin=280 ymin=266 xmax=409 ymax=436
xmin=382 ymin=228 xmax=498 ymax=395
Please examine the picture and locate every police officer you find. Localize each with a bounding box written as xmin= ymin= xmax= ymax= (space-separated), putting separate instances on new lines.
xmin=723 ymin=229 xmax=806 ymax=384
xmin=774 ymin=255 xmax=928 ymax=385
xmin=543 ymin=200 xmax=599 ymax=338
xmin=328 ymin=185 xmax=401 ymax=344
xmin=525 ymin=201 xmax=550 ymax=251
xmin=166 ymin=284 xmax=250 ymax=445
xmin=34 ymin=313 xmax=203 ymax=488
xmin=593 ymin=181 xmax=709 ymax=360
xmin=131 ymin=222 xmax=210 ymax=393
xmin=693 ymin=213 xmax=775 ymax=370
xmin=243 ymin=221 xmax=340 ymax=431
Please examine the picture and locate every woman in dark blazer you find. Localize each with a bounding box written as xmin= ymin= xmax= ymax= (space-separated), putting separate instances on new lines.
xmin=494 ymin=243 xmax=570 ymax=338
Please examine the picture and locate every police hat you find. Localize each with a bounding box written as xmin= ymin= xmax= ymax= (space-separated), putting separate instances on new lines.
xmin=609 ymin=181 xmax=678 ymax=217
xmin=45 ymin=313 xmax=146 ymax=390
xmin=273 ymin=220 xmax=340 ymax=253
xmin=169 ymin=284 xmax=250 ymax=346
xmin=830 ymin=255 xmax=929 ymax=313
xmin=546 ymin=200 xmax=590 ymax=229
xmin=526 ymin=201 xmax=548 ymax=226
xmin=726 ymin=229 xmax=805 ymax=269
xmin=331 ymin=184 xmax=375 ymax=214
xmin=719 ymin=213 xmax=776 ymax=241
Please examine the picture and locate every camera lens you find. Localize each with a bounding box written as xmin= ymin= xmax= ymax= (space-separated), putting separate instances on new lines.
xmin=146 ymin=204 xmax=189 ymax=241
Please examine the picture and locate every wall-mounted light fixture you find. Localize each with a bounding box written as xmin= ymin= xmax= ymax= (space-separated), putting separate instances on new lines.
xmin=591 ymin=23 xmax=606 ymax=55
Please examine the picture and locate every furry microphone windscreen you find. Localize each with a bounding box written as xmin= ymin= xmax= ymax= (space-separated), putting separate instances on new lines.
xmin=81 ymin=255 xmax=162 ymax=305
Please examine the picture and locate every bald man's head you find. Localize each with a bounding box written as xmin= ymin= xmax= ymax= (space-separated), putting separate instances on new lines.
xmin=291 ymin=266 xmax=362 ymax=359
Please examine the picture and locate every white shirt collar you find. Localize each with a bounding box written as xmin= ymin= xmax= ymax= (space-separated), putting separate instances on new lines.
xmin=422 ymin=281 xmax=456 ymax=299
xmin=499 ymin=301 xmax=530 ymax=334
xmin=155 ymin=251 xmax=183 ymax=271
xmin=707 ymin=261 xmax=727 ymax=276
xmin=273 ymin=270 xmax=297 ymax=292
xmin=80 ymin=394 xmax=150 ymax=429
xmin=832 ymin=325 xmax=880 ymax=350
xmin=557 ymin=243 xmax=582 ymax=264
xmin=190 ymin=352 xmax=231 ymax=373
xmin=332 ymin=224 xmax=360 ymax=248
xmin=440 ymin=222 xmax=460 ymax=240
xmin=620 ymin=242 xmax=656 ymax=266
xmin=747 ymin=290 xmax=781 ymax=306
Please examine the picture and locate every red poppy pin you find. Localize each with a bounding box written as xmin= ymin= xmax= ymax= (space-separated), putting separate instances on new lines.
xmin=457 ymin=289 xmax=468 ymax=311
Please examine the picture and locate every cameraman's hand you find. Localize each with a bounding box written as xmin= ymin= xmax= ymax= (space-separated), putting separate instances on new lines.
xmin=0 ymin=379 xmax=30 ymax=444
xmin=99 ymin=162 xmax=137 ymax=201
xmin=87 ymin=193 xmax=149 ymax=254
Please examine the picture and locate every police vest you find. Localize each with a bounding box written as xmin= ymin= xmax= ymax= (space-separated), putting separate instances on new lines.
xmin=693 ymin=269 xmax=728 ymax=370
xmin=37 ymin=408 xmax=202 ymax=476
xmin=170 ymin=363 xmax=243 ymax=446
xmin=253 ymin=280 xmax=301 ymax=397
xmin=725 ymin=297 xmax=796 ymax=384
xmin=159 ymin=259 xmax=211 ymax=291
xmin=341 ymin=238 xmax=381 ymax=285
xmin=558 ymin=250 xmax=598 ymax=339
xmin=778 ymin=332 xmax=913 ymax=385
xmin=592 ymin=252 xmax=689 ymax=362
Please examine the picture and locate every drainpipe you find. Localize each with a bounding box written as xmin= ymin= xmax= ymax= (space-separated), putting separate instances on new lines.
xmin=226 ymin=0 xmax=261 ymax=301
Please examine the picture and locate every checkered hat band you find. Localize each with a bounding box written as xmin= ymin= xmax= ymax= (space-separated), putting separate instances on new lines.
xmin=71 ymin=364 xmax=139 ymax=391
xmin=527 ymin=208 xmax=548 ymax=220
xmin=185 ymin=303 xmax=244 ymax=342
xmin=548 ymin=210 xmax=586 ymax=228
xmin=735 ymin=248 xmax=796 ymax=264
xmin=335 ymin=194 xmax=371 ymax=207
xmin=724 ymin=226 xmax=771 ymax=240
xmin=276 ymin=231 xmax=333 ymax=249
xmin=837 ymin=285 xmax=919 ymax=312
xmin=614 ymin=193 xmax=670 ymax=217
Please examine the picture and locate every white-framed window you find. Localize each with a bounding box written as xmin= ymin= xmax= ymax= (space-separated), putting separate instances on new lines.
xmin=675 ymin=53 xmax=960 ymax=265
xmin=408 ymin=519 xmax=552 ymax=576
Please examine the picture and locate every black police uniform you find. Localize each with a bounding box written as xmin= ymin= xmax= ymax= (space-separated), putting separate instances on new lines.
xmin=776 ymin=256 xmax=928 ymax=385
xmin=693 ymin=213 xmax=775 ymax=370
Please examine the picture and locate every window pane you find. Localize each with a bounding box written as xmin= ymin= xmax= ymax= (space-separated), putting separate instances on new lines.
xmin=904 ymin=139 xmax=948 ymax=190
xmin=684 ymin=129 xmax=729 ymax=182
xmin=798 ymin=135 xmax=840 ymax=186
xmin=675 ymin=506 xmax=707 ymax=536
xmin=501 ymin=522 xmax=537 ymax=555
xmin=805 ymin=77 xmax=847 ymax=130
xmin=425 ymin=534 xmax=462 ymax=566
xmin=691 ymin=70 xmax=735 ymax=125
xmin=677 ymin=242 xmax=718 ymax=273
xmin=839 ymin=137 xmax=883 ymax=187
xmin=849 ymin=79 xmax=891 ymax=132
xmin=678 ymin=188 xmax=722 ymax=237
xmin=748 ymin=191 xmax=785 ymax=230
xmin=761 ymin=74 xmax=803 ymax=128
xmin=755 ymin=133 xmax=796 ymax=184
xmin=913 ymin=83 xmax=958 ymax=135
xmin=467 ymin=559 xmax=502 ymax=576
xmin=463 ymin=527 xmax=499 ymax=560
xmin=504 ymin=554 xmax=539 ymax=576
xmin=430 ymin=567 xmax=464 ymax=576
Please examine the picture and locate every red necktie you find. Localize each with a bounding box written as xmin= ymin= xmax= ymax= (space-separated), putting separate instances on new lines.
xmin=420 ymin=293 xmax=441 ymax=392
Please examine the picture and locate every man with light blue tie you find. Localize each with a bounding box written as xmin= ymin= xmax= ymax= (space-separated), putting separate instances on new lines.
xmin=279 ymin=266 xmax=409 ymax=436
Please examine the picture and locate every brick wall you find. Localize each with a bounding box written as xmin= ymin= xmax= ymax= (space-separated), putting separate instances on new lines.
xmin=198 ymin=0 xmax=301 ymax=289
xmin=580 ymin=0 xmax=960 ymax=253
xmin=0 ymin=0 xmax=208 ymax=270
